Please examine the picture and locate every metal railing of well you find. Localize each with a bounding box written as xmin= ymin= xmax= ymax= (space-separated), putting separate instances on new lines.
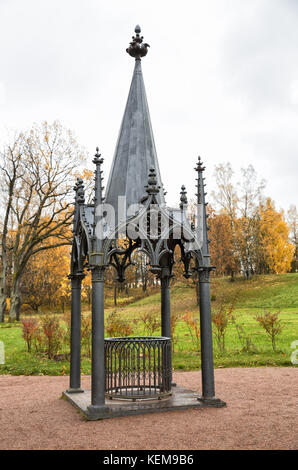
xmin=104 ymin=336 xmax=171 ymax=400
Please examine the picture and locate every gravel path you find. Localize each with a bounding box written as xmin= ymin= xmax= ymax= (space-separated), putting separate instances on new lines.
xmin=0 ymin=368 xmax=297 ymax=450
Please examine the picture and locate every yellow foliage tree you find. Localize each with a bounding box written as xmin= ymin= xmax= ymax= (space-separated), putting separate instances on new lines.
xmin=22 ymin=244 xmax=71 ymax=312
xmin=0 ymin=121 xmax=87 ymax=321
xmin=209 ymin=209 xmax=240 ymax=278
xmin=259 ymin=198 xmax=295 ymax=274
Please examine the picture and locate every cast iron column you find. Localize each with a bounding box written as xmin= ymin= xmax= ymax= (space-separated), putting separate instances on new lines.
xmin=67 ymin=272 xmax=85 ymax=393
xmin=198 ymin=267 xmax=215 ymax=399
xmin=87 ymin=147 xmax=106 ymax=413
xmin=161 ymin=267 xmax=174 ymax=386
xmin=161 ymin=268 xmax=171 ymax=339
xmin=88 ymin=266 xmax=106 ymax=411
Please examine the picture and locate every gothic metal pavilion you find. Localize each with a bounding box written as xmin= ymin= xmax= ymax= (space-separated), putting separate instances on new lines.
xmin=64 ymin=26 xmax=225 ymax=419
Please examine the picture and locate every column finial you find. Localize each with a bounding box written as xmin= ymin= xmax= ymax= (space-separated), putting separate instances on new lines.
xmin=126 ymin=25 xmax=150 ymax=60
xmin=74 ymin=177 xmax=85 ymax=205
xmin=180 ymin=185 xmax=188 ymax=210
xmin=93 ymin=147 xmax=104 ymax=165
xmin=145 ymin=167 xmax=160 ymax=195
xmin=93 ymin=147 xmax=104 ymax=225
xmin=195 ymin=156 xmax=206 ymax=173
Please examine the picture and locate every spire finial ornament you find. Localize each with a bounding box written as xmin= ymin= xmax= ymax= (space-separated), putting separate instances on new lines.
xmin=93 ymin=147 xmax=104 ymax=165
xmin=74 ymin=177 xmax=85 ymax=205
xmin=145 ymin=168 xmax=160 ymax=195
xmin=195 ymin=156 xmax=206 ymax=205
xmin=180 ymin=185 xmax=188 ymax=210
xmin=195 ymin=156 xmax=206 ymax=173
xmin=126 ymin=25 xmax=150 ymax=60
xmin=92 ymin=146 xmax=104 ymax=208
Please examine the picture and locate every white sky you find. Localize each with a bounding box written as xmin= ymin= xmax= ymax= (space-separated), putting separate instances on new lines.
xmin=0 ymin=0 xmax=297 ymax=212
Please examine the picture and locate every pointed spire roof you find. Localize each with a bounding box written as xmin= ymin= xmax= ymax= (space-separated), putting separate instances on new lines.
xmin=104 ymin=26 xmax=165 ymax=224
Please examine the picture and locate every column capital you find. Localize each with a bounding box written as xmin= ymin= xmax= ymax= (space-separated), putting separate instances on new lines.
xmin=68 ymin=272 xmax=85 ymax=284
xmin=198 ymin=266 xmax=215 ymax=283
xmin=160 ymin=266 xmax=172 ymax=279
xmin=91 ymin=266 xmax=106 ymax=283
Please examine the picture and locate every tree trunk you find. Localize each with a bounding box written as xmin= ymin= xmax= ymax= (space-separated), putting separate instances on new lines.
xmin=0 ymin=293 xmax=7 ymax=323
xmin=9 ymin=281 xmax=22 ymax=322
xmin=114 ymin=284 xmax=117 ymax=306
xmin=0 ymin=245 xmax=8 ymax=323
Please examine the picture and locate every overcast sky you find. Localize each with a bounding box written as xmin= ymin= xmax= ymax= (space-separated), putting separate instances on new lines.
xmin=0 ymin=0 xmax=297 ymax=212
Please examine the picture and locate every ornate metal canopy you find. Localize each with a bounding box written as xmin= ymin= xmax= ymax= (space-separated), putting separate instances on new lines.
xmin=70 ymin=27 xmax=211 ymax=283
xmin=64 ymin=25 xmax=225 ymax=419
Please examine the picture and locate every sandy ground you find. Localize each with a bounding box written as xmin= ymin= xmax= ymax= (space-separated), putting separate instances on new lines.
xmin=0 ymin=367 xmax=297 ymax=450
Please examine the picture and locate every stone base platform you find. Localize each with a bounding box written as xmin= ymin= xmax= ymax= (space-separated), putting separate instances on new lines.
xmin=62 ymin=387 xmax=226 ymax=421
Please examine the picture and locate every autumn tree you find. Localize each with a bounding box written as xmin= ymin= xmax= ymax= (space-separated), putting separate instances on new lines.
xmin=258 ymin=198 xmax=294 ymax=274
xmin=21 ymin=242 xmax=70 ymax=312
xmin=287 ymin=205 xmax=298 ymax=272
xmin=211 ymin=163 xmax=238 ymax=228
xmin=208 ymin=210 xmax=239 ymax=277
xmin=235 ymin=165 xmax=265 ymax=279
xmin=211 ymin=163 xmax=240 ymax=279
xmin=0 ymin=121 xmax=86 ymax=321
xmin=0 ymin=133 xmax=24 ymax=322
xmin=211 ymin=163 xmax=265 ymax=279
xmin=81 ymin=272 xmax=92 ymax=309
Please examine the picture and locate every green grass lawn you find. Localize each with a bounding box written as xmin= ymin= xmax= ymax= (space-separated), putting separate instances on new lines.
xmin=0 ymin=273 xmax=297 ymax=375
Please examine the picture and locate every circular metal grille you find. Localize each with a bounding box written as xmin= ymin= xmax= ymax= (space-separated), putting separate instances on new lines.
xmin=104 ymin=336 xmax=172 ymax=400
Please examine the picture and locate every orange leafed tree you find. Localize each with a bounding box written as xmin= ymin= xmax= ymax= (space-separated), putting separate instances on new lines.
xmin=0 ymin=121 xmax=87 ymax=321
xmin=287 ymin=204 xmax=298 ymax=272
xmin=22 ymin=243 xmax=71 ymax=312
xmin=259 ymin=198 xmax=294 ymax=274
xmin=208 ymin=209 xmax=240 ymax=277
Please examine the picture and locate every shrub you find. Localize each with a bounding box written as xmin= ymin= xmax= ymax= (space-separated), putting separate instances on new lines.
xmin=62 ymin=312 xmax=71 ymax=352
xmin=21 ymin=317 xmax=39 ymax=352
xmin=171 ymin=310 xmax=181 ymax=354
xmin=105 ymin=310 xmax=134 ymax=338
xmin=81 ymin=313 xmax=92 ymax=357
xmin=61 ymin=312 xmax=92 ymax=357
xmin=138 ymin=309 xmax=161 ymax=336
xmin=255 ymin=309 xmax=283 ymax=352
xmin=182 ymin=312 xmax=200 ymax=352
xmin=212 ymin=307 xmax=231 ymax=353
xmin=32 ymin=325 xmax=44 ymax=353
xmin=40 ymin=314 xmax=63 ymax=359
xmin=231 ymin=316 xmax=257 ymax=353
xmin=212 ymin=299 xmax=235 ymax=353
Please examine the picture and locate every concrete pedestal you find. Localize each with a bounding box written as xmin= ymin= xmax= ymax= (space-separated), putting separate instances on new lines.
xmin=62 ymin=386 xmax=226 ymax=421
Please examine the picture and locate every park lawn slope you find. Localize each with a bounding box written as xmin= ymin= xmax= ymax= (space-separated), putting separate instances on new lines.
xmin=0 ymin=273 xmax=297 ymax=375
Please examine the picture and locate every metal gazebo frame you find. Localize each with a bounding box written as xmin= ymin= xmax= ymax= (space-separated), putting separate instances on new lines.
xmin=63 ymin=26 xmax=226 ymax=419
